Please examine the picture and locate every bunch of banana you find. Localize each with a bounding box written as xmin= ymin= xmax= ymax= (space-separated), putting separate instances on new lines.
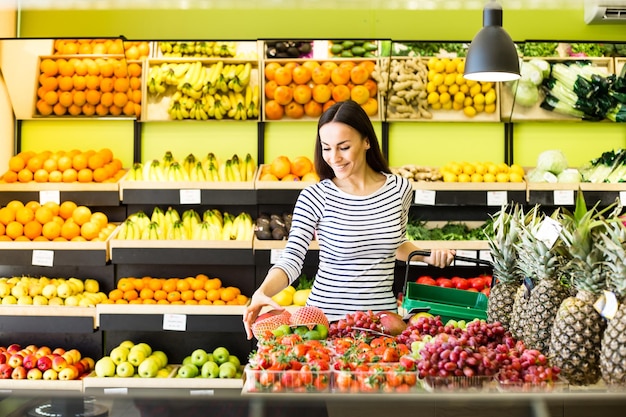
xmin=159 ymin=41 xmax=212 ymax=58
xmin=156 ymin=62 xmax=192 ymax=87
xmin=177 ymin=61 xmax=207 ymax=100
xmin=146 ymin=66 xmax=167 ymax=95
xmin=212 ymin=41 xmax=237 ymax=57
xmin=246 ymin=84 xmax=260 ymax=119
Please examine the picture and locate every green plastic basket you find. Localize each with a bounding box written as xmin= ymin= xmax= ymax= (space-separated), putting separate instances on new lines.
xmin=402 ymin=282 xmax=488 ymax=323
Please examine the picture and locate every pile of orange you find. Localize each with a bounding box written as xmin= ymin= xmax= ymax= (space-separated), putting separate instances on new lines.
xmin=52 ymin=39 xmax=151 ymax=61
xmin=36 ymin=55 xmax=142 ymax=118
xmin=259 ymin=155 xmax=319 ymax=182
xmin=1 ymin=148 xmax=125 ymax=184
xmin=0 ymin=199 xmax=116 ymax=242
xmin=105 ymin=274 xmax=249 ymax=305
xmin=263 ymin=60 xmax=379 ymax=121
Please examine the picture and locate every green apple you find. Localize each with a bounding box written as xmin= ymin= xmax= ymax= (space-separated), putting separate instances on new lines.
xmin=94 ymin=356 xmax=116 ymax=377
xmin=150 ymin=351 xmax=168 ymax=368
xmin=127 ymin=348 xmax=147 ymax=367
xmin=109 ymin=346 xmax=129 ymax=365
xmin=304 ymin=329 xmax=321 ymax=340
xmin=182 ymin=355 xmax=193 ymax=366
xmin=294 ymin=326 xmax=309 ymax=336
xmin=227 ymin=355 xmax=241 ymax=368
xmin=271 ymin=324 xmax=292 ymax=337
xmin=212 ymin=347 xmax=230 ymax=365
xmin=119 ymin=340 xmax=135 ymax=350
xmin=133 ymin=343 xmax=152 ymax=356
xmin=315 ymin=324 xmax=328 ymax=339
xmin=218 ymin=362 xmax=237 ymax=379
xmin=177 ymin=363 xmax=198 ymax=378
xmin=137 ymin=357 xmax=159 ymax=378
xmin=190 ymin=349 xmax=208 ymax=367
xmin=116 ymin=361 xmax=135 ymax=377
xmin=200 ymin=360 xmax=219 ymax=378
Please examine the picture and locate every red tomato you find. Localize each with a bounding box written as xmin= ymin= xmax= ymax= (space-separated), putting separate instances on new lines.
xmin=469 ymin=277 xmax=485 ymax=291
xmin=454 ymin=279 xmax=470 ymax=290
xmin=436 ymin=277 xmax=453 ymax=288
xmin=481 ymin=287 xmax=491 ymax=296
xmin=466 ymin=288 xmax=479 ymax=292
xmin=482 ymin=275 xmax=494 ymax=287
xmin=416 ymin=276 xmax=436 ymax=286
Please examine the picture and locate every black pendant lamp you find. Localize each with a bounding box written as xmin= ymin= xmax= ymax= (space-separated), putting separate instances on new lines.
xmin=464 ymin=1 xmax=520 ymax=82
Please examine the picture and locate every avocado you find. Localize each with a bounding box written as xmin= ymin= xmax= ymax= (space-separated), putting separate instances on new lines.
xmin=255 ymin=229 xmax=272 ymax=240
xmin=341 ymin=40 xmax=355 ymax=49
xmin=269 ymin=218 xmax=286 ymax=230
xmin=340 ymin=50 xmax=354 ymax=57
xmin=287 ymin=47 xmax=300 ymax=58
xmin=298 ymin=43 xmax=312 ymax=54
xmin=330 ymin=44 xmax=343 ymax=55
xmin=351 ymin=46 xmax=366 ymax=56
xmin=363 ymin=41 xmax=378 ymax=51
xmin=275 ymin=42 xmax=288 ymax=52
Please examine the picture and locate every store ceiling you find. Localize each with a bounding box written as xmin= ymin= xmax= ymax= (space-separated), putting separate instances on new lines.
xmin=13 ymin=0 xmax=584 ymax=10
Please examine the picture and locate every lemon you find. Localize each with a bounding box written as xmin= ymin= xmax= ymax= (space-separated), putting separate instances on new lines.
xmin=284 ymin=285 xmax=296 ymax=294
xmin=427 ymin=92 xmax=440 ymax=105
xmin=466 ymin=79 xmax=478 ymax=88
xmin=458 ymin=173 xmax=471 ymax=182
xmin=486 ymin=163 xmax=498 ymax=175
xmin=433 ymin=73 xmax=444 ymax=86
xmin=510 ymin=164 xmax=525 ymax=175
xmin=445 ymin=59 xmax=457 ymax=74
xmin=462 ymin=163 xmax=476 ymax=175
xmin=481 ymin=82 xmax=494 ymax=93
xmin=452 ymin=101 xmax=464 ymax=111
xmin=443 ymin=172 xmax=458 ymax=182
xmin=448 ymin=162 xmax=462 ymax=175
xmin=427 ymin=70 xmax=436 ymax=82
xmin=437 ymin=84 xmax=449 ymax=94
xmin=456 ymin=60 xmax=465 ymax=74
xmin=509 ymin=172 xmax=523 ymax=182
xmin=471 ymin=173 xmax=483 ymax=182
xmin=485 ymin=89 xmax=497 ymax=105
xmin=426 ymin=81 xmax=437 ymax=93
xmin=431 ymin=102 xmax=442 ymax=110
xmin=463 ymin=106 xmax=477 ymax=117
xmin=453 ymin=92 xmax=465 ymax=104
xmin=485 ymin=103 xmax=497 ymax=114
xmin=434 ymin=59 xmax=446 ymax=73
xmin=469 ymin=83 xmax=482 ymax=97
xmin=439 ymin=92 xmax=451 ymax=105
xmin=271 ymin=288 xmax=293 ymax=306
xmin=442 ymin=101 xmax=453 ymax=110
xmin=292 ymin=289 xmax=311 ymax=306
xmin=496 ymin=172 xmax=510 ymax=182
xmin=444 ymin=73 xmax=456 ymax=86
xmin=474 ymin=163 xmax=486 ymax=175
xmin=497 ymin=162 xmax=510 ymax=173
xmin=474 ymin=103 xmax=485 ymax=113
xmin=448 ymin=84 xmax=459 ymax=95
xmin=463 ymin=96 xmax=473 ymax=107
xmin=459 ymin=84 xmax=469 ymax=94
xmin=455 ymin=73 xmax=467 ymax=85
xmin=427 ymin=57 xmax=438 ymax=70
xmin=483 ymin=172 xmax=496 ymax=182
xmin=473 ymin=93 xmax=485 ymax=105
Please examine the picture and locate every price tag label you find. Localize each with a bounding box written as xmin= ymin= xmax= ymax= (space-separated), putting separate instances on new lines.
xmin=104 ymin=388 xmax=128 ymax=395
xmin=39 ymin=190 xmax=60 ymax=205
xmin=619 ymin=191 xmax=626 ymax=204
xmin=414 ymin=189 xmax=436 ymax=206
xmin=455 ymin=250 xmax=477 ymax=266
xmin=270 ymin=249 xmax=283 ymax=264
xmin=594 ymin=291 xmax=619 ymax=320
xmin=553 ymin=190 xmax=574 ymax=206
xmin=163 ymin=313 xmax=187 ymax=331
xmin=32 ymin=250 xmax=54 ymax=267
xmin=179 ymin=189 xmax=201 ymax=205
xmin=486 ymin=191 xmax=507 ymax=206
xmin=479 ymin=250 xmax=493 ymax=263
xmin=190 ymin=389 xmax=215 ymax=396
xmin=534 ymin=217 xmax=562 ymax=249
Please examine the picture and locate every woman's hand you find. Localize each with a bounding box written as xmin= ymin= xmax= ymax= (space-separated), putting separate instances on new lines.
xmin=424 ymin=249 xmax=456 ymax=268
xmin=242 ymin=290 xmax=283 ymax=340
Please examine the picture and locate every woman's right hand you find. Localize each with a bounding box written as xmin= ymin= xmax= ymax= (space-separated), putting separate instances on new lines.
xmin=242 ymin=290 xmax=283 ymax=340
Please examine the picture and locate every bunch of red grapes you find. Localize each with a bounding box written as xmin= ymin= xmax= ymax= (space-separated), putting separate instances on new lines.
xmin=328 ymin=310 xmax=383 ymax=339
xmin=396 ymin=315 xmax=463 ymax=345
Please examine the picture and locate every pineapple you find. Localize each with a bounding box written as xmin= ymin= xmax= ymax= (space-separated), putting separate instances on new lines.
xmin=598 ymin=221 xmax=626 ymax=387
xmin=548 ymin=192 xmax=619 ymax=386
xmin=516 ymin=209 xmax=570 ymax=353
xmin=485 ymin=204 xmax=524 ymax=329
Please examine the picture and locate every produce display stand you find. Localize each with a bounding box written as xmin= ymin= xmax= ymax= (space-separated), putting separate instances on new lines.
xmin=0 ymin=305 xmax=97 ymax=333
xmin=0 ymin=180 xmax=123 ymax=207
xmin=412 ymin=180 xmax=527 ymax=206
xmin=0 ymin=379 xmax=83 ymax=394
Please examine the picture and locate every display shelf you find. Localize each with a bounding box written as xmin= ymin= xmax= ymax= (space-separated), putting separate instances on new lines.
xmin=96 ymin=304 xmax=246 ymax=332
xmin=0 ymin=305 xmax=97 ymax=333
xmin=0 ymin=236 xmax=115 ymax=266
xmin=0 ymin=180 xmax=123 ymax=207
xmin=109 ymin=239 xmax=254 ymax=265
xmin=119 ymin=178 xmax=256 ymax=205
xmin=527 ymin=182 xmax=626 ymax=206
xmin=412 ymin=181 xmax=527 ymax=206
xmin=0 ymin=379 xmax=84 ymax=394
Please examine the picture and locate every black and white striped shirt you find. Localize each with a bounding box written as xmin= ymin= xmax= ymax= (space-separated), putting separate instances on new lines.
xmin=271 ymin=173 xmax=412 ymax=321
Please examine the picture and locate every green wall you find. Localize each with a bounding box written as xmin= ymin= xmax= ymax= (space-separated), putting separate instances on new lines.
xmin=14 ymin=3 xmax=626 ymax=168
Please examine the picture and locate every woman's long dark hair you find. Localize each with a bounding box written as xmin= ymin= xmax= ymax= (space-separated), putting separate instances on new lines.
xmin=314 ymin=100 xmax=390 ymax=180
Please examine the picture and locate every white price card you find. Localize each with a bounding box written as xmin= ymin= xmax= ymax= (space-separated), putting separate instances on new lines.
xmin=486 ymin=191 xmax=507 ymax=206
xmin=39 ymin=190 xmax=60 ymax=205
xmin=594 ymin=291 xmax=619 ymax=320
xmin=414 ymin=189 xmax=436 ymax=206
xmin=190 ymin=390 xmax=215 ymax=396
xmin=479 ymin=250 xmax=493 ymax=263
xmin=620 ymin=191 xmax=626 ymax=204
xmin=270 ymin=249 xmax=284 ymax=264
xmin=534 ymin=217 xmax=562 ymax=249
xmin=104 ymin=388 xmax=128 ymax=395
xmin=454 ymin=250 xmax=477 ymax=266
xmin=179 ymin=189 xmax=201 ymax=205
xmin=32 ymin=250 xmax=54 ymax=267
xmin=553 ymin=190 xmax=574 ymax=206
xmin=163 ymin=313 xmax=187 ymax=331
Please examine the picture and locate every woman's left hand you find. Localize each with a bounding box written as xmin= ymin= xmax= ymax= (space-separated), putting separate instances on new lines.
xmin=424 ymin=249 xmax=455 ymax=268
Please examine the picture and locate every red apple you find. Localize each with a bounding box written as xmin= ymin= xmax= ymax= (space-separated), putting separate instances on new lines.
xmin=0 ymin=346 xmax=6 ymax=353
xmin=24 ymin=344 xmax=38 ymax=354
xmin=6 ymin=344 xmax=21 ymax=354
xmin=22 ymin=353 xmax=38 ymax=370
xmin=52 ymin=356 xmax=67 ymax=372
xmin=27 ymin=368 xmax=43 ymax=380
xmin=0 ymin=352 xmax=8 ymax=365
xmin=11 ymin=365 xmax=26 ymax=379
xmin=62 ymin=352 xmax=75 ymax=365
xmin=35 ymin=346 xmax=52 ymax=358
xmin=36 ymin=356 xmax=53 ymax=372
xmin=8 ymin=353 xmax=24 ymax=368
xmin=73 ymin=361 xmax=85 ymax=376
xmin=52 ymin=347 xmax=66 ymax=356
xmin=80 ymin=357 xmax=95 ymax=372
xmin=58 ymin=365 xmax=78 ymax=380
xmin=0 ymin=364 xmax=12 ymax=379
xmin=66 ymin=348 xmax=81 ymax=364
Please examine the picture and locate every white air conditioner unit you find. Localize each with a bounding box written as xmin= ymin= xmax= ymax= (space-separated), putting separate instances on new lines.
xmin=584 ymin=0 xmax=626 ymax=24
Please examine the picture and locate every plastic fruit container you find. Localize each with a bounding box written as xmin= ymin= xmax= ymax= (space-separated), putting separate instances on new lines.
xmin=243 ymin=366 xmax=331 ymax=393
xmin=423 ymin=375 xmax=494 ymax=392
xmin=495 ymin=375 xmax=568 ymax=393
xmin=331 ymin=363 xmax=421 ymax=393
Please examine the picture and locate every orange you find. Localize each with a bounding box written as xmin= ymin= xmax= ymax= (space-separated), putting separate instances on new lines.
xmin=23 ymin=220 xmax=42 ymax=240
xmin=108 ymin=289 xmax=123 ymax=301
xmin=72 ymin=75 xmax=86 ymax=91
xmin=148 ymin=279 xmax=163 ymax=292
xmin=88 ymin=154 xmax=105 ymax=170
xmin=281 ymin=173 xmax=300 ymax=182
xmin=321 ymin=61 xmax=339 ymax=72
xmin=293 ymin=84 xmax=312 ymax=105
xmin=137 ymin=42 xmax=150 ymax=58
xmin=60 ymin=220 xmax=81 ymax=240
xmin=57 ymin=156 xmax=73 ymax=172
xmin=331 ymin=84 xmax=351 ymax=102
xmin=330 ymin=67 xmax=351 ymax=85
xmin=264 ymin=100 xmax=284 ymax=120
xmin=72 ymin=154 xmax=88 ymax=171
xmin=17 ymin=169 xmax=33 ymax=183
xmin=90 ymin=212 xmax=109 ymax=229
xmin=62 ymin=168 xmax=78 ymax=183
xmin=33 ymin=169 xmax=49 ymax=183
xmin=72 ymin=205 xmax=92 ymax=226
xmin=204 ymin=277 xmax=222 ymax=291
xmin=127 ymin=63 xmax=142 ymax=78
xmin=98 ymin=148 xmax=114 ymax=164
xmin=139 ymin=288 xmax=154 ymax=300
xmin=189 ymin=278 xmax=205 ymax=291
xmin=15 ymin=207 xmax=35 ymax=225
xmin=24 ymin=201 xmax=40 ymax=212
xmin=34 ymin=206 xmax=54 ymax=225
xmin=6 ymin=200 xmax=24 ymax=212
xmin=77 ymin=168 xmax=93 ymax=183
xmin=219 ymin=287 xmax=237 ymax=302
xmin=361 ymin=97 xmax=379 ymax=117
xmin=162 ymin=279 xmax=178 ymax=293
xmin=5 ymin=221 xmax=23 ymax=239
xmin=153 ymin=289 xmax=167 ymax=301
xmin=284 ymin=102 xmax=304 ymax=119
xmin=85 ymin=90 xmax=101 ymax=106
xmin=323 ymin=100 xmax=337 ymax=112
xmin=36 ymin=100 xmax=53 ymax=116
xmin=264 ymin=62 xmax=282 ymax=81
xmin=82 ymin=103 xmax=96 ymax=116
xmin=350 ymin=64 xmax=371 ymax=85
xmin=350 ymin=85 xmax=370 ymax=105
xmin=40 ymin=75 xmax=59 ymax=92
xmin=302 ymin=60 xmax=321 ymax=72
xmin=40 ymin=59 xmax=59 ymax=76
xmin=270 ymin=156 xmax=292 ymax=179
xmin=167 ymin=291 xmax=181 ymax=303
xmin=180 ymin=290 xmax=194 ymax=302
xmin=292 ymin=65 xmax=312 ymax=85
xmin=290 ymin=156 xmax=313 ymax=177
xmin=59 ymin=201 xmax=78 ymax=220
xmin=363 ymin=78 xmax=378 ymax=98
xmin=113 ymin=92 xmax=128 ymax=108
xmin=273 ymin=85 xmax=293 ymax=106
xmin=26 ymin=155 xmax=43 ymax=172
xmin=2 ymin=170 xmax=18 ymax=183
xmin=0 ymin=207 xmax=15 ymax=225
xmin=41 ymin=221 xmax=61 ymax=240
xmin=42 ymin=158 xmax=58 ymax=173
xmin=304 ymin=100 xmax=323 ymax=118
xmin=123 ymin=289 xmax=139 ymax=301
xmin=236 ymin=294 xmax=249 ymax=305
xmin=80 ymin=221 xmax=100 ymax=240
xmin=213 ymin=299 xmax=226 ymax=305
xmin=264 ymin=80 xmax=278 ymax=100
xmin=206 ymin=288 xmax=220 ymax=302
xmin=311 ymin=66 xmax=331 ymax=84
xmin=312 ymin=84 xmax=332 ymax=104
xmin=176 ymin=279 xmax=190 ymax=292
